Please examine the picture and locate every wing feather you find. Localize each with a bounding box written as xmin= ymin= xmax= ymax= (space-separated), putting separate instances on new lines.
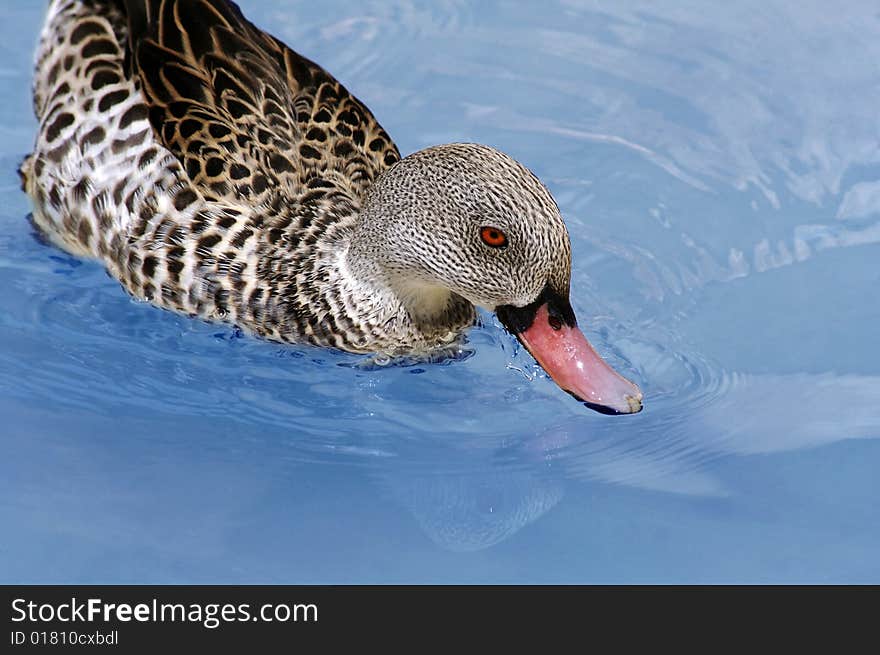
xmin=122 ymin=0 xmax=400 ymax=205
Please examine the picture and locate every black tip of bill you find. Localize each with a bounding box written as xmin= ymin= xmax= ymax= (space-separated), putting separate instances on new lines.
xmin=567 ymin=391 xmax=644 ymax=415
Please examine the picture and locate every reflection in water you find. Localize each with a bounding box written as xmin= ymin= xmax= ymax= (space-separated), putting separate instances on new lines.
xmin=375 ymin=368 xmax=880 ymax=551
xmin=380 ymin=465 xmax=563 ymax=552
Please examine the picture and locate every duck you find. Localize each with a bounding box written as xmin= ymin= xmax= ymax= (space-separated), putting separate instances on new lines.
xmin=20 ymin=0 xmax=643 ymax=415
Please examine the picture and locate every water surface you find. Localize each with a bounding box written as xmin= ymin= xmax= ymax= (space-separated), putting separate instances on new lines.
xmin=1 ymin=0 xmax=879 ymax=583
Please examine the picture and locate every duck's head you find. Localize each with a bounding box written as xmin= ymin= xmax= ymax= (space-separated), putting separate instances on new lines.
xmin=352 ymin=143 xmax=642 ymax=415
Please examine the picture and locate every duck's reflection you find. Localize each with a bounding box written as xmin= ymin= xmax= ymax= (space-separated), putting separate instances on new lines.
xmin=370 ymin=369 xmax=880 ymax=552
xmin=380 ymin=463 xmax=563 ymax=552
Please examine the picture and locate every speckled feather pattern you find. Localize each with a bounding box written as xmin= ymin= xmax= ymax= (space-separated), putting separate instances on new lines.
xmin=22 ymin=0 xmax=573 ymax=356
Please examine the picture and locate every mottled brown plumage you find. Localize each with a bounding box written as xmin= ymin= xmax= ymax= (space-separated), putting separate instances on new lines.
xmin=128 ymin=0 xmax=399 ymax=205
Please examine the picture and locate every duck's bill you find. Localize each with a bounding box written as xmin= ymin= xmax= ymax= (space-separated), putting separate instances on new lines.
xmin=497 ymin=295 xmax=643 ymax=415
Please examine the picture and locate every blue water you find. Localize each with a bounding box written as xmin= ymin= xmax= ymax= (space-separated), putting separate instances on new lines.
xmin=2 ymin=0 xmax=879 ymax=583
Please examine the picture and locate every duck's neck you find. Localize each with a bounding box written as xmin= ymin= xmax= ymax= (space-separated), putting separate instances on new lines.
xmin=343 ymin=235 xmax=475 ymax=347
xmin=391 ymin=277 xmax=463 ymax=324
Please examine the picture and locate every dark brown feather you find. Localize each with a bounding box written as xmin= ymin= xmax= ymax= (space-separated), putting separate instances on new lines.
xmin=120 ymin=0 xmax=399 ymax=205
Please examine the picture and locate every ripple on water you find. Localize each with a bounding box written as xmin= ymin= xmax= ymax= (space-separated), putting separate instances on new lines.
xmin=5 ymin=1 xmax=880 ymax=559
xmin=9 ymin=219 xmax=857 ymax=491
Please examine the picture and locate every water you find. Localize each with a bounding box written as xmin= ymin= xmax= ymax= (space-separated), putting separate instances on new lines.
xmin=1 ymin=0 xmax=879 ymax=583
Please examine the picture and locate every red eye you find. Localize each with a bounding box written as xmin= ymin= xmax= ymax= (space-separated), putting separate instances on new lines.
xmin=480 ymin=226 xmax=508 ymax=248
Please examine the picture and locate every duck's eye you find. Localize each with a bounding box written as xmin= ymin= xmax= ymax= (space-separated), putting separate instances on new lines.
xmin=479 ymin=226 xmax=508 ymax=248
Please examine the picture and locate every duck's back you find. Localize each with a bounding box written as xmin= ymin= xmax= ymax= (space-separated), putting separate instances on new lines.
xmin=22 ymin=0 xmax=402 ymax=346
